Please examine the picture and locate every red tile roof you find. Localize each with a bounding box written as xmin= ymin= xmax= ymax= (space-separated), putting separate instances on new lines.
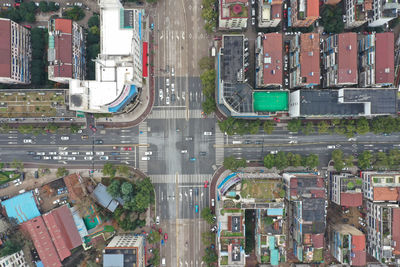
xmin=22 ymin=217 xmax=62 ymax=267
xmin=373 ymin=187 xmax=400 ymax=201
xmin=54 ymin=34 xmax=73 ymax=78
xmin=63 ymin=174 xmax=85 ymax=202
xmin=392 ymin=208 xmax=400 ymax=254
xmin=271 ymin=4 xmax=282 ymax=19
xmin=340 ymin=192 xmax=363 ymax=207
xmin=338 ymin=33 xmax=357 ymax=84
xmin=42 ymin=205 xmax=82 ymax=261
xmin=375 ymin=32 xmax=394 ymax=85
xmin=262 ymin=33 xmax=283 ymax=85
xmin=0 ymin=19 xmax=11 ymax=78
xmin=352 ymin=251 xmax=367 ymax=266
xmin=311 ymin=233 xmax=324 ymax=248
xmin=351 ymin=234 xmax=366 ymax=266
xmin=307 ymin=0 xmax=320 ymax=17
xmin=352 ymin=234 xmax=366 ymax=251
xmin=54 ymin=18 xmax=72 ymax=34
xmin=300 ymin=33 xmax=320 ymax=86
xmin=310 ymin=189 xmax=325 ymax=198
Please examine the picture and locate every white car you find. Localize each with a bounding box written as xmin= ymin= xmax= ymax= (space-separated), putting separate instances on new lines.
xmin=84 ymin=156 xmax=93 ymax=160
xmin=96 ymin=151 xmax=104 ymax=156
xmin=49 ymin=152 xmax=57 ymax=155
xmin=156 ymin=216 xmax=160 ymax=224
xmin=181 ymin=150 xmax=188 ymax=154
xmin=171 ymin=67 xmax=175 ymax=76
xmin=53 ymin=199 xmax=60 ymax=204
xmin=204 ymin=132 xmax=212 ymax=136
xmin=71 ymin=152 xmax=79 ymax=155
xmin=159 ymin=89 xmax=163 ymax=99
xmin=166 ymin=78 xmax=170 ymax=86
xmin=141 ymin=156 xmax=150 ymax=161
xmin=145 ymin=151 xmax=152 ymax=155
xmin=59 ymin=151 xmax=68 ymax=156
xmin=23 ymin=139 xmax=32 ymax=143
xmin=36 ymin=152 xmax=45 ymax=155
xmin=171 ymin=83 xmax=175 ymax=92
xmin=43 ymin=156 xmax=51 ymax=160
xmin=61 ymin=136 xmax=69 ymax=141
xmin=166 ymin=97 xmax=170 ymax=105
xmin=100 ymin=156 xmax=109 ymax=160
xmin=211 ymin=198 xmax=215 ymax=207
xmin=289 ymin=140 xmax=298 ymax=144
xmin=86 ymin=151 xmax=93 ymax=155
xmin=270 ymin=150 xmax=278 ymax=154
xmin=67 ymin=157 xmax=76 ymax=160
xmin=327 ymin=145 xmax=336 ymax=149
xmin=15 ymin=181 xmax=22 ymax=186
xmin=53 ymin=156 xmax=61 ymax=160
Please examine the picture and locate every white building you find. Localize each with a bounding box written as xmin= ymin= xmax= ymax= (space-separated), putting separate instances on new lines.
xmin=368 ymin=0 xmax=400 ymax=27
xmin=0 ymin=250 xmax=28 ymax=267
xmin=69 ymin=0 xmax=143 ymax=113
xmin=103 ymin=235 xmax=145 ymax=267
xmin=258 ymin=0 xmax=282 ymax=28
xmin=219 ymin=0 xmax=248 ymax=30
xmin=0 ymin=18 xmax=31 ymax=84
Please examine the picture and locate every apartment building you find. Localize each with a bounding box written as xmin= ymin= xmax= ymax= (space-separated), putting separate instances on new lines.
xmin=328 ymin=224 xmax=367 ymax=266
xmin=283 ymin=173 xmax=326 ymax=263
xmin=258 ymin=0 xmax=282 ymax=28
xmin=0 ymin=18 xmax=31 ymax=84
xmin=322 ymin=32 xmax=358 ymax=88
xmin=48 ymin=18 xmax=86 ymax=83
xmin=330 ymin=173 xmax=363 ymax=207
xmin=0 ymin=250 xmax=29 ymax=267
xmin=219 ymin=0 xmax=249 ymax=29
xmin=368 ymin=0 xmax=400 ymax=27
xmin=103 ymin=235 xmax=145 ymax=267
xmin=289 ymin=0 xmax=319 ymax=27
xmin=289 ymin=33 xmax=320 ymax=89
xmin=344 ymin=0 xmax=372 ymax=29
xmin=359 ymin=32 xmax=394 ymax=87
xmin=361 ymin=171 xmax=400 ymax=264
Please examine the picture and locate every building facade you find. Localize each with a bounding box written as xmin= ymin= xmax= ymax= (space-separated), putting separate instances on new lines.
xmin=103 ymin=235 xmax=145 ymax=267
xmin=368 ymin=0 xmax=400 ymax=27
xmin=330 ymin=173 xmax=363 ymax=207
xmin=0 ymin=250 xmax=28 ymax=267
xmin=289 ymin=33 xmax=320 ymax=89
xmin=289 ymin=0 xmax=319 ymax=27
xmin=219 ymin=0 xmax=249 ymax=29
xmin=322 ymin=33 xmax=358 ymax=88
xmin=258 ymin=0 xmax=282 ymax=28
xmin=48 ymin=18 xmax=86 ymax=83
xmin=0 ymin=18 xmax=31 ymax=84
xmin=344 ymin=0 xmax=371 ymax=29
xmin=359 ymin=32 xmax=394 ymax=87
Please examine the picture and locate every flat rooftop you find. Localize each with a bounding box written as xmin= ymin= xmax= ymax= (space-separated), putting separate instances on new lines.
xmin=338 ymin=33 xmax=358 ymax=84
xmin=300 ymin=33 xmax=320 ymax=86
xmin=221 ymin=35 xmax=244 ymax=83
xmin=343 ymin=88 xmax=397 ymax=114
xmin=253 ymin=91 xmax=288 ymax=112
xmin=261 ymin=33 xmax=283 ymax=86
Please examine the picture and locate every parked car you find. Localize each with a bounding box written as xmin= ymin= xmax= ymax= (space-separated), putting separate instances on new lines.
xmin=156 ymin=216 xmax=160 ymax=224
xmin=195 ymin=204 xmax=199 ymax=213
xmin=96 ymin=151 xmax=104 ymax=156
xmin=81 ymin=135 xmax=88 ymax=140
xmin=27 ymin=151 xmax=35 ymax=155
xmin=33 ymin=156 xmax=41 ymax=160
xmin=86 ymin=151 xmax=93 ymax=155
xmin=100 ymin=156 xmax=109 ymax=160
xmin=0 ymin=183 xmax=9 ymax=189
xmin=164 ymin=233 xmax=168 ymax=241
xmin=144 ymin=151 xmax=152 ymax=155
xmin=49 ymin=152 xmax=57 ymax=155
xmin=141 ymin=156 xmax=150 ymax=161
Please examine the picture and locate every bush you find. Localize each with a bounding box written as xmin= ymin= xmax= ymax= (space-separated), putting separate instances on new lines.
xmin=63 ymin=7 xmax=85 ymax=21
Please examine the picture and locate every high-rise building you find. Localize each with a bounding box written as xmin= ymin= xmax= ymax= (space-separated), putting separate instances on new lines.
xmin=48 ymin=18 xmax=86 ymax=83
xmin=103 ymin=235 xmax=145 ymax=267
xmin=0 ymin=18 xmax=31 ymax=84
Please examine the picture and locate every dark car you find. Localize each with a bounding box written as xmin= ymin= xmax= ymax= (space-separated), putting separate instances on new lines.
xmin=0 ymin=195 xmax=9 ymax=201
xmin=199 ymin=152 xmax=207 ymax=156
xmin=171 ymin=94 xmax=176 ymax=102
xmin=111 ymin=152 xmax=120 ymax=155
xmin=27 ymin=151 xmax=35 ymax=155
xmin=95 ymin=139 xmax=103 ymax=144
xmin=33 ymin=156 xmax=41 ymax=160
xmin=342 ymin=218 xmax=349 ymax=223
xmin=0 ymin=183 xmax=9 ymax=189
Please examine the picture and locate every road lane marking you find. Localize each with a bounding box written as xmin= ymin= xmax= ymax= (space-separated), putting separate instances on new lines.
xmin=175 ymin=172 xmax=180 ymax=267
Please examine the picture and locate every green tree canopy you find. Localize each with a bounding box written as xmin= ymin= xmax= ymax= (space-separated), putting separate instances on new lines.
xmin=88 ymin=15 xmax=100 ymax=27
xmin=107 ymin=180 xmax=121 ymax=198
xmin=317 ymin=121 xmax=329 ymax=134
xmin=198 ymin=56 xmax=214 ymax=71
xmin=39 ymin=1 xmax=48 ymax=12
xmin=263 ymin=120 xmax=274 ymax=134
xmin=121 ymin=182 xmax=133 ymax=195
xmin=56 ymin=167 xmax=69 ymax=178
xmin=263 ymin=154 xmax=275 ymax=169
xmin=275 ymin=151 xmax=288 ymax=170
xmin=223 ymin=156 xmax=247 ymax=171
xmin=201 ymin=207 xmax=214 ymax=224
xmin=287 ymin=119 xmax=301 ymax=132
xmin=202 ymin=247 xmax=218 ymax=264
xmin=358 ymin=151 xmax=372 ymax=170
xmin=202 ymin=96 xmax=216 ymax=115
xmin=102 ymin=163 xmax=116 ymax=178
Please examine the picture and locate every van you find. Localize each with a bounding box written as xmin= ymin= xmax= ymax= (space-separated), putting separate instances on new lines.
xmin=327 ymin=145 xmax=336 ymax=149
xmin=162 ymin=258 xmax=166 ymax=266
xmin=232 ymin=141 xmax=242 ymax=144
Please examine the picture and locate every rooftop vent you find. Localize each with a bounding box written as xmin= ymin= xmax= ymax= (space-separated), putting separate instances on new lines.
xmin=348 ymin=45 xmax=352 ymax=50
xmin=271 ymin=70 xmax=276 ymax=75
xmin=310 ymin=34 xmax=314 ymax=39
xmin=385 ymin=68 xmax=390 ymax=73
xmin=309 ymin=72 xmax=314 ymax=76
xmin=348 ymin=69 xmax=352 ymax=74
xmin=308 ymin=51 xmax=313 ymax=56
xmin=264 ymin=57 xmax=272 ymax=64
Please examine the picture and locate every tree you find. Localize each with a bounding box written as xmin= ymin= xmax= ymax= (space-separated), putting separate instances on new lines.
xmin=344 ymin=155 xmax=354 ymax=167
xmin=317 ymin=121 xmax=329 ymax=134
xmin=102 ymin=163 xmax=116 ymax=178
xmin=198 ymin=56 xmax=214 ymax=71
xmin=39 ymin=1 xmax=48 ymax=12
xmin=89 ymin=25 xmax=100 ymax=35
xmin=356 ymin=117 xmax=370 ymax=135
xmin=263 ymin=154 xmax=275 ymax=169
xmin=303 ymin=122 xmax=315 ymax=135
xmin=201 ymin=207 xmax=214 ymax=224
xmin=358 ymin=151 xmax=372 ymax=170
xmin=288 ymin=119 xmax=301 ymax=132
xmin=10 ymin=160 xmax=23 ymax=171
xmin=375 ymin=152 xmax=388 ymax=167
xmin=48 ymin=1 xmax=60 ymax=12
xmin=121 ymin=182 xmax=133 ymax=195
xmin=263 ymin=120 xmax=274 ymax=134
xmin=249 ymin=120 xmax=260 ymax=134
xmin=218 ymin=117 xmax=236 ymax=135
xmin=305 ymin=154 xmax=319 ymax=168
xmin=201 ymin=232 xmax=215 ymax=247
xmin=202 ymin=247 xmax=218 ymax=265
xmin=107 ymin=180 xmax=121 ymax=198
xmin=0 ymin=239 xmax=23 ymax=257
xmin=223 ymin=156 xmax=247 ymax=171
xmin=148 ymin=248 xmax=160 ymax=266
xmin=88 ymin=15 xmax=100 ymax=28
xmin=63 ymin=6 xmax=85 ymax=21
xmin=132 ymin=191 xmax=151 ymax=213
xmin=147 ymin=231 xmax=161 ymax=244
xmin=275 ymin=151 xmax=288 ymax=170
xmin=69 ymin=124 xmax=80 ymax=133
xmin=56 ymin=167 xmax=68 ymax=177
xmin=200 ymin=69 xmax=216 ymax=97
xmin=202 ymin=96 xmax=216 ymax=115
xmin=117 ymin=165 xmax=130 ymax=177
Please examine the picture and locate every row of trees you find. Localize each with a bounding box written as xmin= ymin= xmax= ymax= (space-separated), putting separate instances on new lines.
xmin=86 ymin=15 xmax=100 ymax=80
xmin=199 ymin=57 xmax=217 ymax=115
xmin=332 ymin=149 xmax=400 ymax=171
xmin=201 ymin=0 xmax=217 ymax=33
xmin=218 ymin=117 xmax=276 ymax=136
xmin=200 ymin=208 xmax=218 ymax=265
xmin=102 ymin=163 xmax=131 ymax=178
xmin=287 ymin=117 xmax=400 ymax=137
xmin=264 ymin=152 xmax=319 ymax=170
xmin=223 ymin=156 xmax=247 ymax=171
xmin=0 ymin=1 xmax=60 ymax=23
xmin=0 ymin=123 xmax=81 ymax=135
xmin=107 ymin=177 xmax=155 ymax=230
xmin=37 ymin=1 xmax=60 ymax=13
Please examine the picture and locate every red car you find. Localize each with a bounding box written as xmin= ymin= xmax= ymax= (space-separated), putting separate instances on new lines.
xmin=273 ymin=117 xmax=281 ymax=122
xmin=89 ymin=124 xmax=97 ymax=132
xmin=123 ymin=147 xmax=132 ymax=151
xmin=164 ymin=233 xmax=168 ymax=241
xmin=204 ymin=181 xmax=209 ymax=188
xmin=158 ymin=228 xmax=162 ymax=234
xmin=23 ymin=25 xmax=32 ymax=29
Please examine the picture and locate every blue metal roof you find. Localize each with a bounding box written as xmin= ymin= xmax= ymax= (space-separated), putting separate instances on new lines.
xmin=2 ymin=191 xmax=40 ymax=224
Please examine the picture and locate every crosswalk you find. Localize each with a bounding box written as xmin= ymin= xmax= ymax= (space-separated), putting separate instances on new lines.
xmin=138 ymin=121 xmax=148 ymax=173
xmin=150 ymin=174 xmax=212 ymax=184
xmin=148 ymin=109 xmax=214 ymax=119
xmin=215 ymin=122 xmax=224 ymax=165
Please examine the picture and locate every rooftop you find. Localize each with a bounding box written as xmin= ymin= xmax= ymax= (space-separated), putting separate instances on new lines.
xmin=63 ymin=173 xmax=85 ymax=202
xmin=300 ymin=33 xmax=320 ymax=86
xmin=91 ymin=183 xmax=120 ymax=212
xmin=22 ymin=217 xmax=62 ymax=267
xmin=253 ymin=91 xmax=289 ymax=112
xmin=302 ymin=198 xmax=326 ymax=223
xmin=340 ymin=192 xmax=363 ymax=207
xmin=261 ymin=33 xmax=283 ymax=86
xmin=375 ymin=32 xmax=394 ymax=85
xmin=373 ymin=187 xmax=400 ymax=201
xmin=392 ymin=208 xmax=400 ymax=254
xmin=54 ymin=18 xmax=72 ymax=34
xmin=0 ymin=19 xmax=11 ymax=78
xmin=104 ymin=248 xmax=137 ymax=267
xmin=307 ymin=0 xmax=319 ymax=17
xmin=2 ymin=191 xmax=40 ymax=224
xmin=221 ymin=35 xmax=244 ymax=83
xmin=338 ymin=33 xmax=358 ymax=84
xmin=53 ymin=34 xmax=73 ymax=77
